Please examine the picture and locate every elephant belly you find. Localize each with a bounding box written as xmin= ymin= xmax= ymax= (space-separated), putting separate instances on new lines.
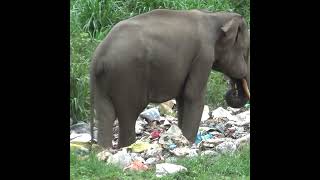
xmin=148 ymin=62 xmax=188 ymax=103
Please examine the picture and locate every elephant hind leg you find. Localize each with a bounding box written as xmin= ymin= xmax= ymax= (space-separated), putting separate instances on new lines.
xmin=95 ymin=89 xmax=116 ymax=148
xmin=117 ymin=110 xmax=139 ymax=148
xmin=114 ymin=96 xmax=148 ymax=148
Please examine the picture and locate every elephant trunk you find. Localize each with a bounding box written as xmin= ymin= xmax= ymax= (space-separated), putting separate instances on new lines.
xmin=224 ymin=29 xmax=250 ymax=108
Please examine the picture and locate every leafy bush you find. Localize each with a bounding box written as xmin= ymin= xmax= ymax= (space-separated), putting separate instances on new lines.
xmin=70 ymin=32 xmax=99 ymax=121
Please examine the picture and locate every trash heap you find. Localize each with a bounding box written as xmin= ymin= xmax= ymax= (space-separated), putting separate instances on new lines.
xmin=70 ymin=100 xmax=250 ymax=177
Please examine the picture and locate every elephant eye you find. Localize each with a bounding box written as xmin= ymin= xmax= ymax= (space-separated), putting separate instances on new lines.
xmin=235 ymin=27 xmax=240 ymax=43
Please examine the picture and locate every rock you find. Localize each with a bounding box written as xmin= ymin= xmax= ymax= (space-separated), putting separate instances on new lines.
xmin=201 ymin=150 xmax=219 ymax=156
xmin=145 ymin=157 xmax=158 ymax=165
xmin=107 ymin=149 xmax=132 ymax=168
xmin=211 ymin=107 xmax=239 ymax=121
xmin=216 ymin=141 xmax=237 ymax=154
xmin=97 ymin=150 xmax=112 ymax=161
xmin=156 ymin=163 xmax=187 ymax=177
xmin=201 ymin=105 xmax=210 ymax=121
xmin=140 ymin=107 xmax=161 ymax=121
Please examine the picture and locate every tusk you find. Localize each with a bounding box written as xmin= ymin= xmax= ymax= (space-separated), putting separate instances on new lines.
xmin=241 ymin=79 xmax=250 ymax=99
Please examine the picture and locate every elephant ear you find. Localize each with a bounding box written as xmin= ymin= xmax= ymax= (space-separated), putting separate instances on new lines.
xmin=221 ymin=17 xmax=241 ymax=46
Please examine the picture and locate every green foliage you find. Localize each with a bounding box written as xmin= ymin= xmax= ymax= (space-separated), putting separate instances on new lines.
xmin=70 ymin=0 xmax=250 ymax=122
xmin=205 ymin=72 xmax=228 ymax=109
xmin=70 ymin=32 xmax=99 ymax=121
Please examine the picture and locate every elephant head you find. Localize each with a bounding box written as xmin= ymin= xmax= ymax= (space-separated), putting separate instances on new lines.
xmin=212 ymin=13 xmax=250 ymax=108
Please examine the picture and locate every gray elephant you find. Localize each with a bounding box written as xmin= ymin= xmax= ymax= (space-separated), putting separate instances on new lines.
xmin=89 ymin=9 xmax=250 ymax=148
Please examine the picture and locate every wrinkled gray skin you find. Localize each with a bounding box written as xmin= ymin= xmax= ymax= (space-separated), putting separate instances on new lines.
xmin=90 ymin=9 xmax=250 ymax=148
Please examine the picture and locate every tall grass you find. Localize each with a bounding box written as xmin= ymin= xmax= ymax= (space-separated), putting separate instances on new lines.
xmin=70 ymin=0 xmax=250 ymax=122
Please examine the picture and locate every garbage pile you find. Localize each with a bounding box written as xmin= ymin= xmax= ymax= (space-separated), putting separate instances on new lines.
xmin=70 ymin=100 xmax=250 ymax=176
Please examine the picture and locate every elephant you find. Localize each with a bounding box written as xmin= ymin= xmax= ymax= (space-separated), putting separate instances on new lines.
xmin=89 ymin=9 xmax=250 ymax=148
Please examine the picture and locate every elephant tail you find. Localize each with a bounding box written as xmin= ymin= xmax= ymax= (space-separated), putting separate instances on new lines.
xmin=89 ymin=61 xmax=96 ymax=146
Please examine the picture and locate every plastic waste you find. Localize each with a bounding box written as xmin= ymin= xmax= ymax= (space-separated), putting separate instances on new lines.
xmin=200 ymin=150 xmax=218 ymax=156
xmin=170 ymin=147 xmax=191 ymax=157
xmin=159 ymin=124 xmax=189 ymax=148
xmin=70 ymin=133 xmax=91 ymax=143
xmin=96 ymin=150 xmax=112 ymax=161
xmin=245 ymin=103 xmax=250 ymax=108
xmin=140 ymin=107 xmax=161 ymax=121
xmin=150 ymin=130 xmax=161 ymax=139
xmin=211 ymin=107 xmax=239 ymax=121
xmin=107 ymin=149 xmax=132 ymax=168
xmin=201 ymin=105 xmax=210 ymax=121
xmin=145 ymin=157 xmax=158 ymax=165
xmin=128 ymin=140 xmax=152 ymax=153
xmin=123 ymin=160 xmax=148 ymax=171
xmin=145 ymin=144 xmax=163 ymax=158
xmin=156 ymin=163 xmax=187 ymax=177
xmin=215 ymin=141 xmax=237 ymax=154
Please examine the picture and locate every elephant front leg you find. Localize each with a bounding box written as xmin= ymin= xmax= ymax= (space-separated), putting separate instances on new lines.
xmin=177 ymin=53 xmax=212 ymax=143
xmin=179 ymin=97 xmax=205 ymax=143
